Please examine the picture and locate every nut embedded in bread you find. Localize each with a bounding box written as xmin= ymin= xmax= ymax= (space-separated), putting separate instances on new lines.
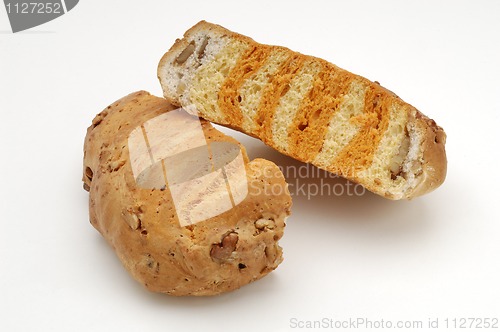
xmin=82 ymin=91 xmax=291 ymax=296
xmin=157 ymin=21 xmax=447 ymax=199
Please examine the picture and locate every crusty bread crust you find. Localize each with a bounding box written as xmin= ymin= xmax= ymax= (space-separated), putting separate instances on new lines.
xmin=158 ymin=21 xmax=447 ymax=199
xmin=407 ymin=112 xmax=447 ymax=197
xmin=83 ymin=91 xmax=291 ymax=296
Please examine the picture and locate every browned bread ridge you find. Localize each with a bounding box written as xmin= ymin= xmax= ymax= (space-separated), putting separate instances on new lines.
xmin=83 ymin=91 xmax=291 ymax=296
xmin=158 ymin=21 xmax=447 ymax=199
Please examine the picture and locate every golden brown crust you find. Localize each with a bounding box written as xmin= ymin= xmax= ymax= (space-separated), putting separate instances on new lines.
xmin=83 ymin=91 xmax=291 ymax=296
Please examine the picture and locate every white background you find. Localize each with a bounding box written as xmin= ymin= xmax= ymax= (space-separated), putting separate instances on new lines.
xmin=1 ymin=1 xmax=499 ymax=331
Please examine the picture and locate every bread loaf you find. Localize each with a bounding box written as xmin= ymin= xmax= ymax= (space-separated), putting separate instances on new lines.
xmin=158 ymin=21 xmax=447 ymax=199
xmin=83 ymin=91 xmax=291 ymax=295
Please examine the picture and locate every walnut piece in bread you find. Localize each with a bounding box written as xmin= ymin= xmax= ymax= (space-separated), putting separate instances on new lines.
xmin=82 ymin=91 xmax=291 ymax=296
xmin=157 ymin=21 xmax=447 ymax=199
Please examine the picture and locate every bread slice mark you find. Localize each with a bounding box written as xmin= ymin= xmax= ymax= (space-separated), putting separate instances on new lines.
xmin=188 ymin=39 xmax=250 ymax=123
xmin=287 ymin=64 xmax=357 ymax=162
xmin=331 ymin=84 xmax=392 ymax=178
xmin=314 ymin=80 xmax=368 ymax=168
xmin=240 ymin=49 xmax=290 ymax=133
xmin=218 ymin=45 xmax=273 ymax=127
xmin=255 ymin=54 xmax=306 ymax=142
xmin=271 ymin=60 xmax=322 ymax=152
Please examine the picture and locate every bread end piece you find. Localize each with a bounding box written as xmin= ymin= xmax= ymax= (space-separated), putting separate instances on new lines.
xmin=404 ymin=111 xmax=447 ymax=199
xmin=157 ymin=21 xmax=447 ymax=200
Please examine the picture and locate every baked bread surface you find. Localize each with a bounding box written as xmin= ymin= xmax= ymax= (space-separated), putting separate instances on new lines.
xmin=83 ymin=91 xmax=291 ymax=296
xmin=158 ymin=21 xmax=447 ymax=199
